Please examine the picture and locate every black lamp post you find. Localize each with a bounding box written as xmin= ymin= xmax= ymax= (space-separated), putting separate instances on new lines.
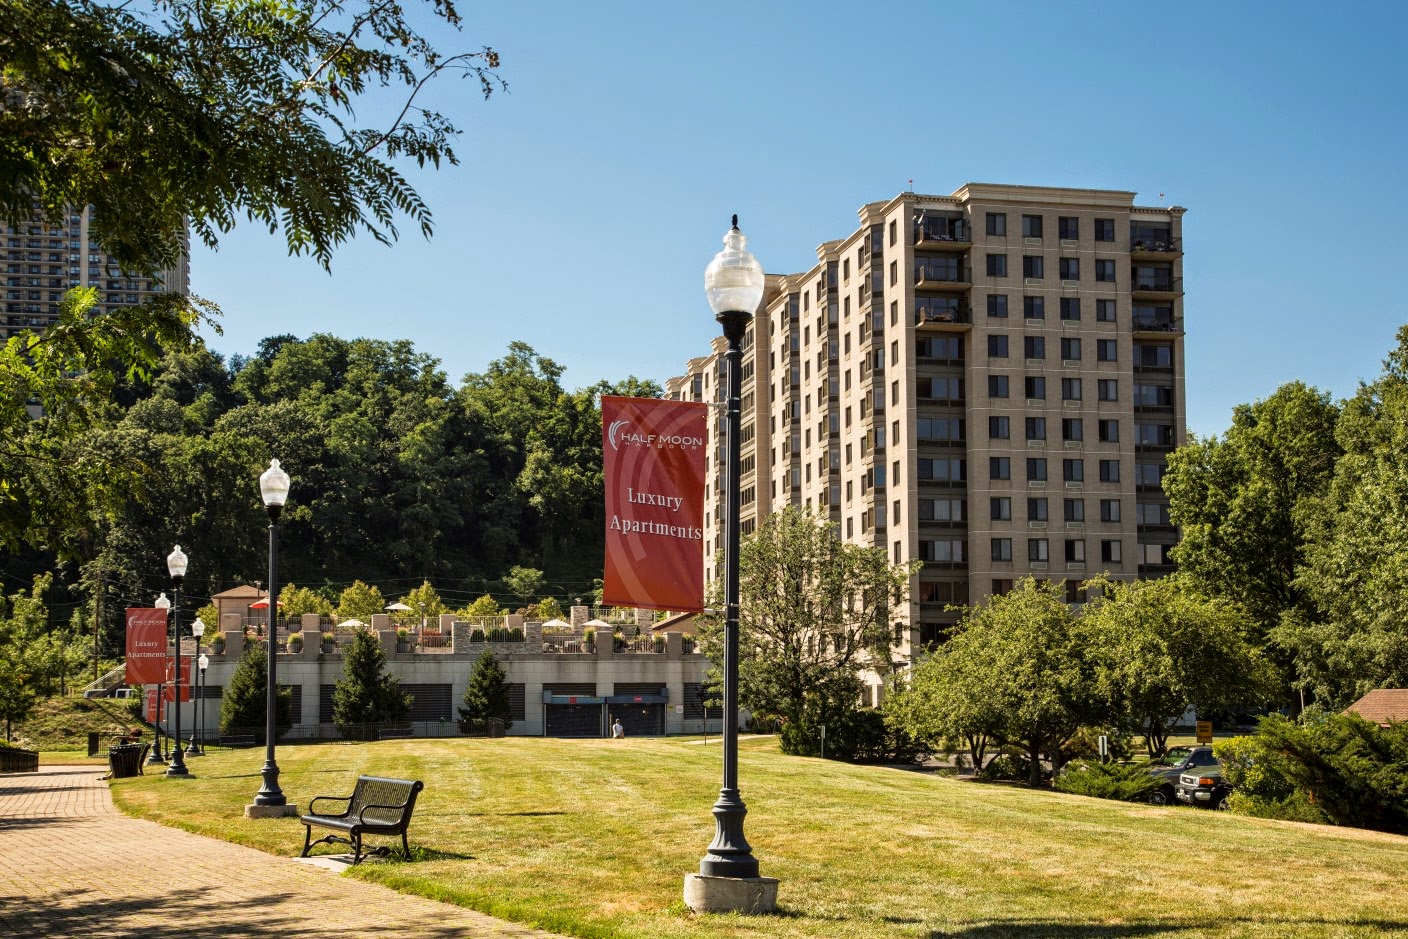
xmin=186 ymin=618 xmax=205 ymax=756
xmin=147 ymin=592 xmax=170 ymax=765
xmin=165 ymin=545 xmax=190 ymax=777
xmin=697 ymin=215 xmax=765 ymax=880
xmin=197 ymin=652 xmax=209 ymax=754
xmin=252 ymin=458 xmax=290 ymax=808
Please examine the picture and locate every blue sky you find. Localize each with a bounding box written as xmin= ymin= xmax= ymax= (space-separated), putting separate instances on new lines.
xmin=191 ymin=1 xmax=1407 ymax=436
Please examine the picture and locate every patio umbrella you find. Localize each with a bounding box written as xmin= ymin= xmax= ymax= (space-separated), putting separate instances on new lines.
xmin=248 ymin=598 xmax=283 ymax=609
xmin=336 ymin=619 xmax=367 ymax=630
xmin=384 ymin=602 xmax=412 ymax=611
xmin=540 ymin=618 xmax=571 ymax=631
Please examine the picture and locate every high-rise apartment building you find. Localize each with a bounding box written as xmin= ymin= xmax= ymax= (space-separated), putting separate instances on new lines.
xmin=2 ymin=204 xmax=189 ymax=341
xmin=667 ymin=183 xmax=1185 ymax=664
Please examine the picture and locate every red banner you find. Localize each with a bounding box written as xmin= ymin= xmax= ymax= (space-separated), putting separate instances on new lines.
xmin=145 ymin=686 xmax=161 ymax=723
xmin=163 ymin=658 xmax=192 ymax=702
xmin=602 ymin=396 xmax=707 ymax=612
xmin=125 ymin=608 xmax=169 ymax=684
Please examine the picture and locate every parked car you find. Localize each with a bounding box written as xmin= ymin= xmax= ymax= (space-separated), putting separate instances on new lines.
xmin=1147 ymin=745 xmax=1218 ymax=806
xmin=1176 ymin=763 xmax=1232 ymax=809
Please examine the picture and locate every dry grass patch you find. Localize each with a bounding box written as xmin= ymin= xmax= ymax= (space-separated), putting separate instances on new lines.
xmin=111 ymin=736 xmax=1408 ymax=938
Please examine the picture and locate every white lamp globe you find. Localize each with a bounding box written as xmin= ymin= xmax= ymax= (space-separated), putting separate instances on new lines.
xmin=154 ymin=592 xmax=171 ymax=610
xmin=167 ymin=545 xmax=188 ymax=579
xmin=191 ymin=618 xmax=205 ymax=638
xmin=704 ymin=216 xmax=765 ymax=317
xmin=259 ymin=459 xmax=291 ymax=508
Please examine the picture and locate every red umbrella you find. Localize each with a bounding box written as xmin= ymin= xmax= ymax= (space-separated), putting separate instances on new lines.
xmin=248 ymin=598 xmax=284 ymax=609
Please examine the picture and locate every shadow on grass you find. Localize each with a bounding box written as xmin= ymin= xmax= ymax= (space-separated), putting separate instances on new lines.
xmin=927 ymin=918 xmax=1408 ymax=938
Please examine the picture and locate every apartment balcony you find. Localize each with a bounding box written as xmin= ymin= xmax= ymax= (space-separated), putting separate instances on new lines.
xmin=1131 ymin=276 xmax=1183 ymax=299
xmin=914 ymin=299 xmax=973 ymax=330
xmin=914 ymin=224 xmax=972 ymax=250
xmin=1131 ymin=312 xmax=1184 ymax=335
xmin=914 ymin=262 xmax=972 ymax=291
xmin=1130 ymin=237 xmax=1182 ymax=260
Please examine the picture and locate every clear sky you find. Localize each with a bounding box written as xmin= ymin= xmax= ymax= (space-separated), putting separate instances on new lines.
xmin=190 ymin=0 xmax=1408 ymax=437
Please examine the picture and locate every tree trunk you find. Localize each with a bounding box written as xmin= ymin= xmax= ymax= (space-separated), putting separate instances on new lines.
xmin=1027 ymin=740 xmax=1043 ymax=787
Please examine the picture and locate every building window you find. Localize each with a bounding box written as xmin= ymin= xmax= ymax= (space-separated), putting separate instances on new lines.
xmin=1027 ymin=457 xmax=1047 ymax=481
xmin=1099 ymin=459 xmax=1121 ymax=482
xmin=1058 ymin=217 xmax=1079 ymax=240
xmin=1137 ymin=423 xmax=1176 ymax=447
xmin=1025 ymin=416 xmax=1046 ymax=440
xmin=1094 ymin=218 xmax=1115 ymax=242
xmin=1062 ymin=377 xmax=1082 ymax=401
xmin=1095 ymin=259 xmax=1116 ymax=282
xmin=1063 ymin=417 xmax=1083 ymax=441
xmin=1098 ymin=379 xmax=1119 ymax=401
xmin=987 ymin=212 xmax=1006 ymax=236
xmin=988 ymin=294 xmax=1009 ymax=318
xmin=1097 ymin=339 xmax=1117 ymax=361
xmin=988 ymin=334 xmax=1009 ymax=357
xmin=1025 ymin=376 xmax=1046 ymax=399
xmin=1059 ymin=257 xmax=1080 ymax=280
xmin=990 ymin=456 xmax=1011 ymax=480
xmin=1060 ymin=337 xmax=1081 ymax=360
xmin=1066 ymin=498 xmax=1085 ymax=522
xmin=1063 ymin=459 xmax=1084 ymax=483
xmin=1065 ymin=538 xmax=1086 ymax=562
xmin=992 ymin=538 xmax=1013 ymax=561
xmin=992 ymin=579 xmax=1014 ymax=596
xmin=1098 ymin=419 xmax=1119 ymax=442
xmin=919 ymin=458 xmax=967 ymax=482
xmin=1134 ymin=383 xmax=1175 ymax=407
xmin=1059 ymin=297 xmax=1081 ymax=321
xmin=1029 ymin=538 xmax=1049 ymax=562
xmin=1102 ymin=539 xmax=1122 ymax=563
xmin=1024 ymin=336 xmax=1045 ymax=359
xmin=991 ymin=496 xmax=1012 ymax=521
xmin=889 ymin=260 xmax=897 ymax=286
xmin=1136 ymin=343 xmax=1174 ymax=367
xmin=921 ymin=539 xmax=965 ymax=563
xmin=1138 ymin=502 xmax=1172 ymax=525
xmin=1023 ymin=256 xmax=1044 ymax=279
xmin=1022 ymin=215 xmax=1043 ymax=238
xmin=1023 ymin=296 xmax=1045 ymax=319
xmin=1096 ymin=299 xmax=1116 ymax=322
xmin=989 ymin=415 xmax=1011 ymax=439
xmin=1027 ymin=497 xmax=1048 ymax=521
xmin=917 ymin=417 xmax=965 ymax=442
xmin=989 ymin=375 xmax=1010 ymax=398
xmin=1100 ymin=499 xmax=1121 ymax=522
xmin=889 ymin=220 xmax=897 ymax=246
xmin=986 ymin=253 xmax=1007 ymax=277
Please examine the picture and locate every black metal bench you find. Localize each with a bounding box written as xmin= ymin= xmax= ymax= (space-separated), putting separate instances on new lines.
xmin=300 ymin=775 xmax=424 ymax=863
xmin=377 ymin=726 xmax=415 ymax=740
xmin=218 ymin=734 xmax=257 ymax=748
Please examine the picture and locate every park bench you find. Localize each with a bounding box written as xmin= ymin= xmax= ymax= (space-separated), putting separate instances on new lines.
xmin=377 ymin=726 xmax=415 ymax=740
xmin=300 ymin=775 xmax=424 ymax=864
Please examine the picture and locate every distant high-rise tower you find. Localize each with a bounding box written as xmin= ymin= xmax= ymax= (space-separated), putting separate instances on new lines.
xmin=2 ymin=204 xmax=189 ymax=340
xmin=668 ymin=183 xmax=1186 ymax=684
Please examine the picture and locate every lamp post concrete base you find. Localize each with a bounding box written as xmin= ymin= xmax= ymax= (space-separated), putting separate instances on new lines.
xmin=243 ymin=803 xmax=299 ymax=819
xmin=682 ymin=874 xmax=779 ymax=914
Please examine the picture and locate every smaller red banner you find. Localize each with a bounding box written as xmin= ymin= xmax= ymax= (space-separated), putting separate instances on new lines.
xmin=163 ymin=659 xmax=192 ymax=702
xmin=145 ymin=687 xmax=160 ymax=723
xmin=125 ymin=608 xmax=169 ymax=685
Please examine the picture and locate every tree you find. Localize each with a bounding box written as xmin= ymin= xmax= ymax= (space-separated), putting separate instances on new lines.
xmin=1163 ymin=381 xmax=1340 ymax=637
xmin=218 ymin=644 xmax=292 ymax=743
xmin=336 ymin=581 xmax=386 ymax=623
xmin=533 ymin=597 xmax=564 ymax=621
xmin=904 ymin=578 xmax=1100 ymax=785
xmin=1082 ymin=574 xmax=1275 ymax=757
xmin=503 ymin=566 xmax=546 ymax=609
xmin=279 ymin=585 xmax=333 ymax=619
xmin=712 ymin=506 xmax=919 ymax=759
xmin=399 ymin=581 xmax=446 ymax=626
xmin=1 ymin=0 xmax=504 ymax=275
xmin=458 ymin=650 xmax=512 ymax=732
xmin=887 ymin=640 xmax=1005 ymax=772
xmin=332 ymin=629 xmax=411 ymax=739
xmin=0 ymin=576 xmax=52 ymax=740
xmin=458 ymin=595 xmax=505 ymax=619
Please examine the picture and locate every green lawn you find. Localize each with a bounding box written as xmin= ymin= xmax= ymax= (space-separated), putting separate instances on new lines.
xmin=110 ymin=736 xmax=1408 ymax=938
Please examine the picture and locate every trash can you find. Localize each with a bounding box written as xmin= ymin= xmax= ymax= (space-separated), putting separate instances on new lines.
xmin=107 ymin=744 xmax=143 ymax=779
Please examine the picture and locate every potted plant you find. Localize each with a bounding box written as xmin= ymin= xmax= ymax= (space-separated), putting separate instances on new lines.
xmin=682 ymin=636 xmax=696 ymax=654
xmin=582 ymin=625 xmax=596 ymax=652
xmin=470 ymin=627 xmax=486 ymax=643
xmin=320 ymin=631 xmax=336 ymax=653
xmin=287 ymin=631 xmax=303 ymax=653
xmin=210 ymin=633 xmax=226 ymax=654
xmin=613 ymin=628 xmax=625 ymax=652
xmin=652 ymin=635 xmax=665 ymax=653
xmin=395 ymin=626 xmax=412 ymax=653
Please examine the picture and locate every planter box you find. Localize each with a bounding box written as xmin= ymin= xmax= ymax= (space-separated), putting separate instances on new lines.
xmin=0 ymin=748 xmax=39 ymax=773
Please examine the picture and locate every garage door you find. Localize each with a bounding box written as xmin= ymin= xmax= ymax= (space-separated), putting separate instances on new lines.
xmin=613 ymin=703 xmax=664 ymax=737
xmin=545 ymin=704 xmax=604 ymax=738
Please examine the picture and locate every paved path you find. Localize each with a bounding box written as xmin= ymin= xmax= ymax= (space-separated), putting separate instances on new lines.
xmin=0 ymin=766 xmax=566 ymax=939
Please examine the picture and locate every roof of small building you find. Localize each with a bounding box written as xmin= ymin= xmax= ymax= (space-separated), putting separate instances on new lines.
xmin=653 ymin=611 xmax=700 ymax=634
xmin=211 ymin=585 xmax=267 ymax=599
xmin=1345 ymin=689 xmax=1408 ymax=726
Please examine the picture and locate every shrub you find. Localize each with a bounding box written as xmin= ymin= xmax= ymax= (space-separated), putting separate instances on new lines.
xmin=286 ymin=632 xmax=303 ymax=652
xmin=509 ymin=626 xmax=524 ymax=642
xmin=395 ymin=627 xmax=410 ymax=642
xmin=977 ymin=752 xmax=1033 ymax=783
xmin=1054 ymin=759 xmax=1164 ymax=802
xmin=458 ymin=650 xmax=513 ymax=732
xmin=470 ymin=628 xmax=486 ymax=643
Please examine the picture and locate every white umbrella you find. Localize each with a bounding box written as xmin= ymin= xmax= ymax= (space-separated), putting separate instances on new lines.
xmin=337 ymin=619 xmax=367 ymax=629
xmin=384 ymin=602 xmax=412 ymax=611
xmin=541 ymin=618 xmax=571 ymax=630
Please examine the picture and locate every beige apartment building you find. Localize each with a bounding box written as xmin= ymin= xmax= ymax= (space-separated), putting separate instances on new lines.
xmin=2 ymin=204 xmax=189 ymax=341
xmin=667 ymin=183 xmax=1186 ymax=664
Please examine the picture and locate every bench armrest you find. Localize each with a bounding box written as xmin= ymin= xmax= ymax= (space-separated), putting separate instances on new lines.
xmin=356 ymin=801 xmax=412 ymax=824
xmin=308 ymin=794 xmax=353 ymax=816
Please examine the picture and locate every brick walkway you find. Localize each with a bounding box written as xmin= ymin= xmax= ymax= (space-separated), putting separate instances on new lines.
xmin=0 ymin=766 xmax=566 ymax=939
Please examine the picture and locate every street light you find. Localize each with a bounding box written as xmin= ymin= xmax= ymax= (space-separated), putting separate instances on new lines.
xmin=252 ymin=458 xmax=291 ymax=811
xmin=684 ymin=216 xmax=775 ymax=913
xmin=147 ymin=592 xmax=171 ymax=765
xmin=197 ymin=652 xmax=209 ymax=756
xmin=165 ymin=544 xmax=190 ymax=777
xmin=186 ymin=618 xmax=205 ymax=756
